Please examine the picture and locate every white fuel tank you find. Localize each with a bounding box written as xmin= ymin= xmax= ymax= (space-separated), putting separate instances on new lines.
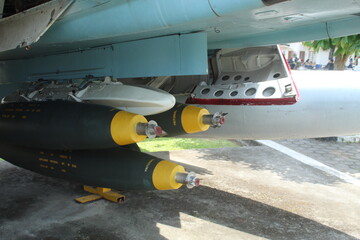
xmin=77 ymin=81 xmax=176 ymax=115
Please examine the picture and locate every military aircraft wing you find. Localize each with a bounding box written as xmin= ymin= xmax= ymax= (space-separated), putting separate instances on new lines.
xmin=0 ymin=0 xmax=359 ymax=60
xmin=0 ymin=0 xmax=73 ymax=53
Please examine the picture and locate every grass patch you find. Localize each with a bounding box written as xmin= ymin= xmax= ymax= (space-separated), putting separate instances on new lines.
xmin=0 ymin=139 xmax=237 ymax=157
xmin=138 ymin=138 xmax=238 ymax=152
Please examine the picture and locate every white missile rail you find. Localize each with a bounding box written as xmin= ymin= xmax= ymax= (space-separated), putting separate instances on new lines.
xmin=2 ymin=76 xmax=176 ymax=116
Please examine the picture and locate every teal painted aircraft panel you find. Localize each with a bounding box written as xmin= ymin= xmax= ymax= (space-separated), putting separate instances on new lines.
xmin=0 ymin=32 xmax=208 ymax=82
xmin=1 ymin=0 xmax=359 ymax=61
xmin=208 ymin=16 xmax=360 ymax=49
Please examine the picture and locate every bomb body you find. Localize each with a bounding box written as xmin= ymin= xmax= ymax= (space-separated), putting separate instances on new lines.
xmin=0 ymin=144 xmax=198 ymax=190
xmin=0 ymin=101 xmax=159 ymax=149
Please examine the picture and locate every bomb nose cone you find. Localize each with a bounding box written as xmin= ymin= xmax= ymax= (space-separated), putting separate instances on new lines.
xmin=154 ymin=126 xmax=163 ymax=137
xmin=218 ymin=114 xmax=226 ymax=125
xmin=202 ymin=112 xmax=227 ymax=128
xmin=175 ymin=172 xmax=200 ymax=189
xmin=194 ymin=178 xmax=201 ymax=187
xmin=136 ymin=120 xmax=163 ymax=138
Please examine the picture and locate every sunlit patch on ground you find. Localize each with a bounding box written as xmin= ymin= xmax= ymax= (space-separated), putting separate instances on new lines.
xmin=138 ymin=138 xmax=239 ymax=152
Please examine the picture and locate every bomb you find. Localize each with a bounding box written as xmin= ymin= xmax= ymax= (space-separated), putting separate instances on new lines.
xmin=0 ymin=101 xmax=162 ymax=150
xmin=0 ymin=144 xmax=199 ymax=190
xmin=148 ymin=103 xmax=226 ymax=137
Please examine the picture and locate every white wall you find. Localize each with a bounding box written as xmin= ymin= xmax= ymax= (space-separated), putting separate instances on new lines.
xmin=282 ymin=42 xmax=357 ymax=68
xmin=313 ymin=50 xmax=330 ymax=66
xmin=287 ymin=42 xmax=330 ymax=65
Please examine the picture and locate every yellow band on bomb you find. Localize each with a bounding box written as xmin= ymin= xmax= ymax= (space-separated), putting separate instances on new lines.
xmin=152 ymin=160 xmax=186 ymax=190
xmin=110 ymin=111 xmax=147 ymax=145
xmin=181 ymin=106 xmax=210 ymax=134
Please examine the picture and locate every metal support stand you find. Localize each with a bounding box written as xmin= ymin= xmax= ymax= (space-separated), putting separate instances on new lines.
xmin=75 ymin=186 xmax=125 ymax=203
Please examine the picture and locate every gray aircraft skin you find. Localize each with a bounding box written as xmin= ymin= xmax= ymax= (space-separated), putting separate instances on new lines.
xmin=183 ymin=70 xmax=360 ymax=140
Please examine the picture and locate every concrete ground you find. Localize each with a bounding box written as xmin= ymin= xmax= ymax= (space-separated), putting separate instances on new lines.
xmin=276 ymin=138 xmax=360 ymax=180
xmin=0 ymin=139 xmax=359 ymax=240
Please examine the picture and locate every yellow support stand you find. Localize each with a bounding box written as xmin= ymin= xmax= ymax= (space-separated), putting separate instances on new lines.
xmin=75 ymin=186 xmax=125 ymax=203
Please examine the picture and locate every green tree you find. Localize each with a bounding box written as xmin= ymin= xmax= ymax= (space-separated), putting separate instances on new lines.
xmin=303 ymin=34 xmax=360 ymax=70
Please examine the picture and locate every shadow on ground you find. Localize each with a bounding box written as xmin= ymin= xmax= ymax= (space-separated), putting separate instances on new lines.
xmin=277 ymin=138 xmax=360 ymax=176
xmin=0 ymin=162 xmax=356 ymax=240
xmin=147 ymin=146 xmax=339 ymax=185
xmin=186 ymin=145 xmax=347 ymax=186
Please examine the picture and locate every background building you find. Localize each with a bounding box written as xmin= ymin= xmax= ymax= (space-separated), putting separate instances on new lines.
xmin=281 ymin=42 xmax=355 ymax=69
